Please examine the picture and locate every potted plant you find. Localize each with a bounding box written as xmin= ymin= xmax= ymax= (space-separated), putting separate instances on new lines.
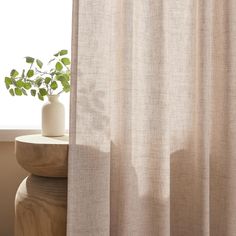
xmin=4 ymin=49 xmax=71 ymax=137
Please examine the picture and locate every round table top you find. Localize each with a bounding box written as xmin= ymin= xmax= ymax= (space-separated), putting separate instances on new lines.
xmin=15 ymin=134 xmax=69 ymax=144
xmin=15 ymin=134 xmax=69 ymax=178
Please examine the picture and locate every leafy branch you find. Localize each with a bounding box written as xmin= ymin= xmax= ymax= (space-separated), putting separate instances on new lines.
xmin=4 ymin=49 xmax=71 ymax=101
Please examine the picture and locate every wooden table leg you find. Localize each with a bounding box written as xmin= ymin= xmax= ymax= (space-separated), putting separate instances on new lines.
xmin=15 ymin=175 xmax=67 ymax=236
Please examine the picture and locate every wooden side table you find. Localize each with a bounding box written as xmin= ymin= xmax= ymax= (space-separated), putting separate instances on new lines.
xmin=15 ymin=134 xmax=68 ymax=236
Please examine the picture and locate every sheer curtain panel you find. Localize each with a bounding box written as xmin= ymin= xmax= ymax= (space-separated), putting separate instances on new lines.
xmin=67 ymin=0 xmax=236 ymax=235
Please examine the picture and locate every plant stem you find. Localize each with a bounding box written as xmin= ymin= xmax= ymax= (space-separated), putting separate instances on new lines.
xmin=57 ymin=90 xmax=64 ymax=95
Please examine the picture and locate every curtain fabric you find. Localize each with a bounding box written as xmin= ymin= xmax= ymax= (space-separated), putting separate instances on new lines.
xmin=67 ymin=0 xmax=236 ymax=235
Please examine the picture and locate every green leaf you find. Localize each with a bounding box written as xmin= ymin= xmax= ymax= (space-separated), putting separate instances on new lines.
xmin=30 ymin=89 xmax=36 ymax=96
xmin=15 ymin=88 xmax=22 ymax=96
xmin=10 ymin=69 xmax=19 ymax=78
xmin=38 ymin=93 xmax=44 ymax=101
xmin=11 ymin=78 xmax=17 ymax=86
xmin=5 ymin=77 xmax=12 ymax=89
xmin=61 ymin=79 xmax=69 ymax=87
xmin=25 ymin=57 xmax=35 ymax=63
xmin=9 ymin=88 xmax=15 ymax=96
xmin=61 ymin=57 xmax=70 ymax=65
xmin=50 ymin=81 xmax=58 ymax=90
xmin=21 ymin=69 xmax=25 ymax=78
xmin=39 ymin=88 xmax=47 ymax=96
xmin=27 ymin=69 xmax=34 ymax=78
xmin=16 ymin=80 xmax=24 ymax=88
xmin=45 ymin=77 xmax=51 ymax=85
xmin=59 ymin=50 xmax=68 ymax=56
xmin=23 ymin=82 xmax=31 ymax=90
xmin=63 ymin=84 xmax=70 ymax=92
xmin=21 ymin=88 xmax=27 ymax=96
xmin=64 ymin=73 xmax=70 ymax=81
xmin=35 ymin=78 xmax=42 ymax=87
xmin=56 ymin=74 xmax=67 ymax=82
xmin=5 ymin=83 xmax=10 ymax=89
xmin=36 ymin=59 xmax=43 ymax=68
xmin=61 ymin=79 xmax=70 ymax=92
xmin=56 ymin=62 xmax=63 ymax=71
xmin=5 ymin=77 xmax=12 ymax=85
xmin=54 ymin=51 xmax=60 ymax=57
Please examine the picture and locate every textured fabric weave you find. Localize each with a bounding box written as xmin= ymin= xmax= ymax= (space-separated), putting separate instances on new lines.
xmin=67 ymin=0 xmax=236 ymax=235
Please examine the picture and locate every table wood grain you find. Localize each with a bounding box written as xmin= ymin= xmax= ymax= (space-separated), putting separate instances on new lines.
xmin=15 ymin=134 xmax=68 ymax=177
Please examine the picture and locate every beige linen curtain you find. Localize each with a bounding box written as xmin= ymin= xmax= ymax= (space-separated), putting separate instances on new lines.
xmin=67 ymin=0 xmax=236 ymax=235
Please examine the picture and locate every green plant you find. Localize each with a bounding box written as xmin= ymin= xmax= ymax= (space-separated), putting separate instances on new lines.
xmin=4 ymin=49 xmax=71 ymax=101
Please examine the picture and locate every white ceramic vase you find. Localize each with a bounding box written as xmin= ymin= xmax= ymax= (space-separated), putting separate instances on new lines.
xmin=42 ymin=95 xmax=65 ymax=137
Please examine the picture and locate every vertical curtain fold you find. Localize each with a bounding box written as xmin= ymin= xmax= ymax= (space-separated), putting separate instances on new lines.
xmin=68 ymin=0 xmax=236 ymax=235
